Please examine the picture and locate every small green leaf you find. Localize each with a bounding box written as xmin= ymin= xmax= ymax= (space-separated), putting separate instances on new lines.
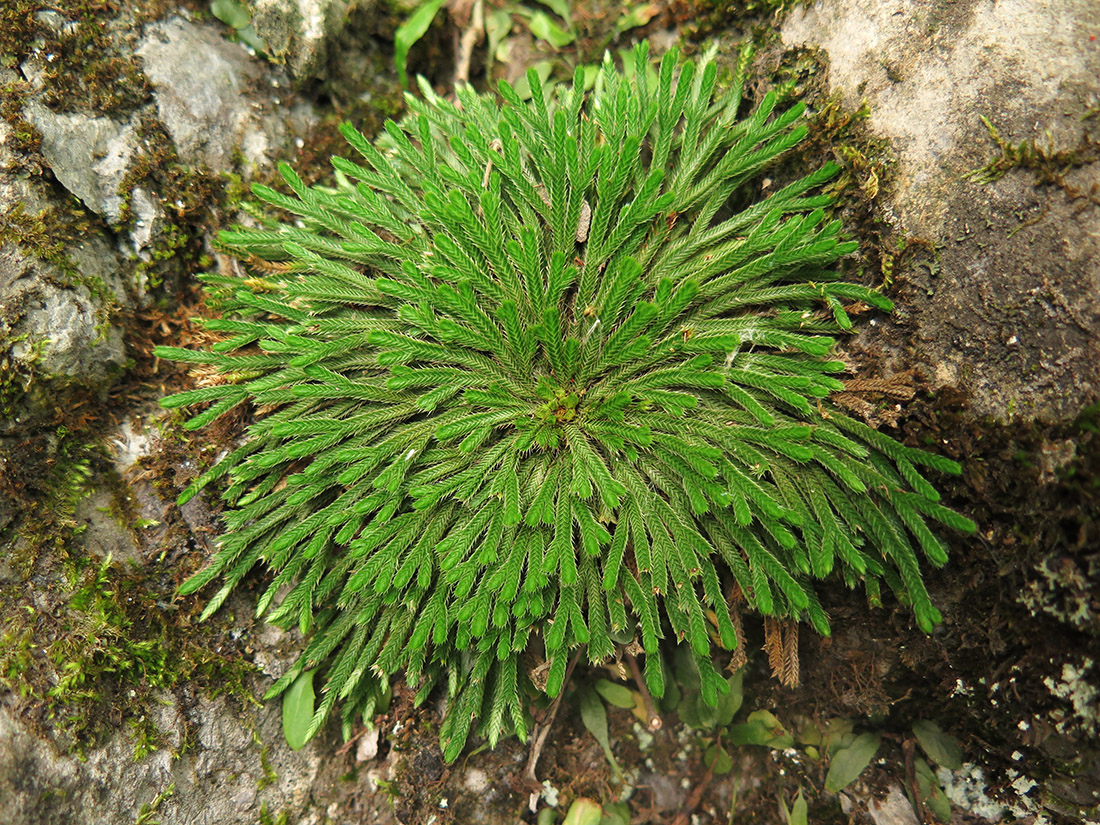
xmin=282 ymin=670 xmax=316 ymax=751
xmin=715 ymin=670 xmax=744 ymax=726
xmin=235 ymin=24 xmax=267 ymax=53
xmin=912 ymin=720 xmax=963 ymax=770
xmin=211 ymin=0 xmax=252 ymax=29
xmin=595 ymin=679 xmax=636 ymax=709
xmin=599 ymin=801 xmax=630 ymax=825
xmin=913 ymin=756 xmax=953 ymax=821
xmin=614 ymin=3 xmax=660 ymax=34
xmin=704 ymin=743 xmax=733 ymax=775
xmin=563 ymin=798 xmax=603 ymax=825
xmin=780 ymin=789 xmax=809 ymax=825
xmin=394 ymin=0 xmax=448 ymax=88
xmin=485 ymin=9 xmax=513 ymax=67
xmin=824 ymin=732 xmax=880 ymax=792
xmin=534 ymin=0 xmax=573 ymax=25
xmin=580 ymin=687 xmax=622 ymax=779
xmin=727 ymin=709 xmax=790 ymax=746
xmin=580 ymin=64 xmax=599 ymax=91
xmin=512 ymin=60 xmax=554 ymax=100
xmin=791 ymin=790 xmax=808 ymax=825
xmin=526 ymin=11 xmax=575 ymax=48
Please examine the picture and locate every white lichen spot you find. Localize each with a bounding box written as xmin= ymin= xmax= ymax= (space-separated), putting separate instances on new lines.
xmin=1043 ymin=658 xmax=1099 ymax=733
xmin=1012 ymin=776 xmax=1037 ymax=795
xmin=541 ymin=780 xmax=559 ymax=807
xmin=632 ymin=722 xmax=654 ymax=752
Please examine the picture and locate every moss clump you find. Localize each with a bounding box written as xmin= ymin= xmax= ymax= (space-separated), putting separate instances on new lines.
xmin=0 ymin=430 xmax=256 ymax=756
xmin=0 ymin=0 xmax=154 ymax=114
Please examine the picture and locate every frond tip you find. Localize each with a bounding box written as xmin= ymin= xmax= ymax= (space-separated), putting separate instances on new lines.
xmin=159 ymin=42 xmax=975 ymax=759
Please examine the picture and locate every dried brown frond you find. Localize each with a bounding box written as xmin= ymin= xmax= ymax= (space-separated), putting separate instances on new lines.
xmin=764 ymin=617 xmax=800 ymax=688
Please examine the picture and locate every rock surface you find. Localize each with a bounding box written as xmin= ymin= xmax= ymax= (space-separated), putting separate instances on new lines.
xmin=783 ymin=0 xmax=1100 ymax=422
xmin=136 ymin=16 xmax=266 ymax=172
xmin=0 ymin=236 xmax=127 ymax=423
xmin=0 ymin=694 xmax=325 ymax=825
xmin=22 ymin=106 xmax=140 ymax=225
xmin=251 ymin=0 xmax=357 ymax=79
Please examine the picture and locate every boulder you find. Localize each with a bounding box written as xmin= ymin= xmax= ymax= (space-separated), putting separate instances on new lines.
xmin=782 ymin=0 xmax=1100 ymax=421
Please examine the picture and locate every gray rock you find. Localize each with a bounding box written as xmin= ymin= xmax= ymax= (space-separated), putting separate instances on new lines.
xmin=0 ymin=692 xmax=325 ymax=825
xmin=11 ymin=284 xmax=124 ymax=381
xmin=136 ymin=17 xmax=261 ymax=172
xmin=782 ymin=0 xmax=1100 ymax=421
xmin=74 ymin=489 xmax=142 ymax=565
xmin=128 ymin=186 xmax=164 ymax=256
xmin=0 ymin=238 xmax=127 ymax=424
xmin=22 ymin=105 xmax=140 ymax=225
xmin=251 ymin=0 xmax=354 ymax=79
xmin=868 ymin=785 xmax=921 ymax=825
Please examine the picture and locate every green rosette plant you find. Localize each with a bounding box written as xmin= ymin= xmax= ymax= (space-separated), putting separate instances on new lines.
xmin=157 ymin=44 xmax=975 ymax=760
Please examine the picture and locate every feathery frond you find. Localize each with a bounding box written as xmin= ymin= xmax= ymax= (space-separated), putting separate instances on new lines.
xmin=159 ymin=43 xmax=975 ymax=761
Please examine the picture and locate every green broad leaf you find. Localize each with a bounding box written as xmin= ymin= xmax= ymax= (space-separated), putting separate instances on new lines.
xmin=580 ymin=63 xmax=599 ymax=91
xmin=282 ymin=670 xmax=316 ymax=751
xmin=691 ymin=692 xmax=720 ymax=729
xmin=727 ymin=720 xmax=770 ymax=746
xmin=211 ymin=0 xmax=252 ymax=29
xmin=599 ymin=801 xmax=631 ymax=825
xmin=526 ymin=11 xmax=575 ymax=49
xmin=563 ymin=798 xmax=603 ymax=825
xmin=236 ymin=24 xmax=267 ymax=53
xmin=394 ymin=0 xmax=448 ymax=88
xmin=595 ymin=679 xmax=636 ymax=709
xmin=614 ymin=3 xmax=660 ymax=34
xmin=824 ymin=732 xmax=880 ymax=792
xmin=780 ymin=789 xmax=809 ymax=825
xmin=798 ymin=720 xmax=822 ymax=747
xmin=913 ymin=756 xmax=953 ymax=821
xmin=535 ymin=0 xmax=573 ymax=26
xmin=715 ymin=670 xmax=744 ymax=726
xmin=580 ymin=687 xmax=622 ymax=779
xmin=727 ymin=709 xmax=791 ymax=747
xmin=704 ymin=743 xmax=733 ymax=775
xmin=912 ymin=720 xmax=963 ymax=770
xmin=485 ymin=9 xmax=513 ymax=67
xmin=677 ymin=693 xmax=703 ymax=730
xmin=673 ymin=643 xmax=701 ymax=693
xmin=512 ymin=60 xmax=554 ymax=100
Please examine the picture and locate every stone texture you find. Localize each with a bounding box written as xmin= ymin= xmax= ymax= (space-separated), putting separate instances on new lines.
xmin=782 ymin=0 xmax=1100 ymax=421
xmin=251 ymin=0 xmax=355 ymax=79
xmin=0 ymin=693 xmax=325 ymax=825
xmin=136 ymin=17 xmax=263 ymax=172
xmin=22 ymin=106 xmax=140 ymax=225
xmin=0 ymin=240 xmax=127 ymax=423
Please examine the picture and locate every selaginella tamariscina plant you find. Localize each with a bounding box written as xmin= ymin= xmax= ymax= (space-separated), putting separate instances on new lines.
xmin=156 ymin=43 xmax=976 ymax=760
